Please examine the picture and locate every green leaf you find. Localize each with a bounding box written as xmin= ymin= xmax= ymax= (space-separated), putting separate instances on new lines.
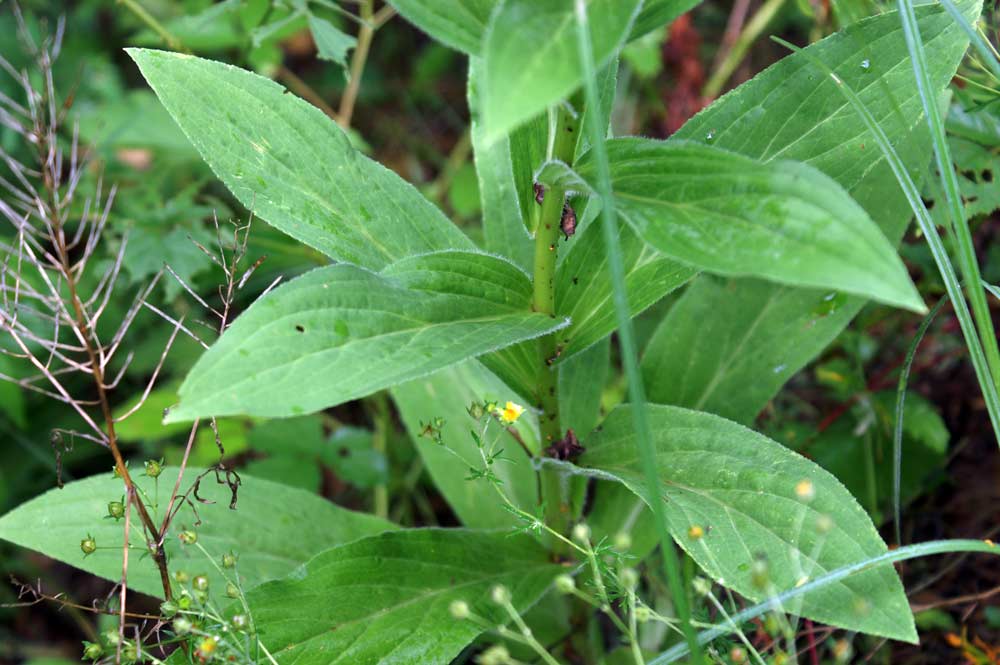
xmin=555 ymin=218 xmax=699 ymax=361
xmin=308 ymin=14 xmax=356 ymax=68
xmin=247 ymin=529 xmax=562 ymax=663
xmin=389 ymin=0 xmax=495 ymax=54
xmin=576 ymin=405 xmax=915 ymax=641
xmin=640 ymin=0 xmax=977 ymax=420
xmin=168 ymin=251 xmax=567 ymax=421
xmin=574 ymin=139 xmax=924 ymax=312
xmin=642 ymin=276 xmax=860 ymax=424
xmin=0 ymin=468 xmax=394 ymax=598
xmin=628 ymin=0 xmax=703 ymax=41
xmin=481 ymin=0 xmax=641 ymax=143
xmin=558 ymin=337 xmax=609 ymax=436
xmin=127 ymin=49 xmax=473 ymax=270
xmin=392 ymin=361 xmax=539 ymax=528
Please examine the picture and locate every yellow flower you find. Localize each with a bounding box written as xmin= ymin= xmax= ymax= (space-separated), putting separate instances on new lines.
xmin=498 ymin=401 xmax=524 ymax=424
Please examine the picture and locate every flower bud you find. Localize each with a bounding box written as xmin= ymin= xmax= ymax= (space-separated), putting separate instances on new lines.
xmin=572 ymin=523 xmax=591 ymax=544
xmin=467 ymin=401 xmax=485 ymax=419
xmin=478 ymin=645 xmax=510 ymax=665
xmin=144 ymin=459 xmax=163 ymax=478
xmin=613 ymin=531 xmax=632 ymax=551
xmin=121 ymin=640 xmax=138 ymax=662
xmin=490 ymin=584 xmax=511 ymax=605
xmin=179 ymin=530 xmax=197 ymax=545
xmin=730 ymin=647 xmax=747 ymax=664
xmin=619 ymin=568 xmax=638 ymax=590
xmin=795 ymin=479 xmax=815 ymax=502
xmin=635 ymin=605 xmax=651 ymax=623
xmin=80 ymin=535 xmax=97 ymax=556
xmin=173 ymin=617 xmax=193 ymax=634
xmin=193 ymin=575 xmax=209 ymax=592
xmin=107 ymin=500 xmax=125 ymax=520
xmin=173 ymin=570 xmax=190 ymax=584
xmin=692 ymin=576 xmax=712 ymax=596
xmin=232 ymin=614 xmax=249 ymax=630
xmin=554 ymin=575 xmax=575 ymax=594
xmin=222 ymin=552 xmax=237 ymax=568
xmin=226 ymin=582 xmax=240 ymax=598
xmin=160 ymin=600 xmax=178 ymax=617
xmin=102 ymin=629 xmax=120 ymax=645
xmin=449 ymin=599 xmax=470 ymax=620
xmin=177 ymin=591 xmax=193 ymax=610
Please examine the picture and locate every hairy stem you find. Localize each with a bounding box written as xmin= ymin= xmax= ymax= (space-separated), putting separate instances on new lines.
xmin=534 ymin=104 xmax=580 ymax=545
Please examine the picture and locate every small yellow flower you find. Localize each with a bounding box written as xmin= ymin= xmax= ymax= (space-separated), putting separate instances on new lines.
xmin=687 ymin=525 xmax=704 ymax=540
xmin=498 ymin=401 xmax=524 ymax=424
xmin=795 ymin=479 xmax=815 ymax=501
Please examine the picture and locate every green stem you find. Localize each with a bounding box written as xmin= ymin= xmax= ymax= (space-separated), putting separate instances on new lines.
xmin=117 ymin=0 xmax=186 ymax=52
xmin=703 ymin=0 xmax=787 ymax=99
xmin=372 ymin=392 xmax=390 ymax=520
xmin=338 ymin=0 xmax=375 ymax=128
xmin=573 ymin=2 xmax=703 ymax=663
xmin=534 ymin=105 xmax=579 ymax=546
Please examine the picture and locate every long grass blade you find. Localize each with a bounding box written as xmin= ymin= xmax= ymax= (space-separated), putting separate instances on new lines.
xmin=938 ymin=0 xmax=1000 ymax=82
xmin=893 ymin=295 xmax=948 ymax=546
xmin=771 ymin=36 xmax=1000 ymax=446
xmin=896 ymin=0 xmax=1000 ymax=389
xmin=650 ymin=538 xmax=1000 ymax=664
xmin=572 ymin=2 xmax=703 ymax=662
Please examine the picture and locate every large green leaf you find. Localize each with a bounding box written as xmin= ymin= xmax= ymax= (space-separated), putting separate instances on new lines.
xmin=247 ymin=529 xmax=562 ymax=663
xmin=391 ymin=361 xmax=539 ymax=529
xmin=641 ymin=0 xmax=978 ymax=420
xmin=481 ymin=0 xmax=641 ymax=143
xmin=127 ymin=49 xmax=472 ymax=270
xmin=572 ymin=139 xmax=923 ymax=312
xmin=167 ymin=251 xmax=567 ymax=421
xmin=0 ymin=468 xmax=394 ymax=598
xmin=389 ymin=0 xmax=495 ymax=54
xmin=576 ymin=405 xmax=915 ymax=642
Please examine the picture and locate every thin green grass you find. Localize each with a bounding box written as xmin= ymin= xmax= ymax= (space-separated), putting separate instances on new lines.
xmin=650 ymin=539 xmax=1000 ymax=663
xmin=896 ymin=0 xmax=1000 ymax=392
xmin=938 ymin=0 xmax=1000 ymax=81
xmin=893 ymin=295 xmax=948 ymax=545
xmin=572 ymin=2 xmax=703 ymax=662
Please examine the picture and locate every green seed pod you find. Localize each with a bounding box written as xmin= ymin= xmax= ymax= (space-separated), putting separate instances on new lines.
xmin=173 ymin=617 xmax=193 ymax=634
xmin=192 ymin=575 xmax=209 ymax=592
xmin=160 ymin=600 xmax=178 ymax=617
xmin=82 ymin=641 xmax=104 ymax=660
xmin=572 ymin=523 xmax=591 ymax=544
xmin=467 ymin=401 xmax=485 ymax=419
xmin=232 ymin=614 xmax=249 ymax=630
xmin=490 ymin=584 xmax=511 ymax=605
xmin=80 ymin=535 xmax=97 ymax=556
xmin=554 ymin=575 xmax=575 ymax=594
xmin=177 ymin=591 xmax=193 ymax=610
xmin=222 ymin=552 xmax=237 ymax=568
xmin=107 ymin=500 xmax=125 ymax=520
xmin=619 ymin=568 xmax=638 ymax=590
xmin=226 ymin=582 xmax=240 ymax=598
xmin=635 ymin=605 xmax=652 ymax=623
xmin=121 ymin=640 xmax=138 ymax=662
xmin=613 ymin=531 xmax=632 ymax=551
xmin=173 ymin=570 xmax=190 ymax=584
xmin=178 ymin=530 xmax=197 ymax=545
xmin=144 ymin=459 xmax=163 ymax=478
xmin=751 ymin=557 xmax=770 ymax=591
xmin=449 ymin=599 xmax=470 ymax=620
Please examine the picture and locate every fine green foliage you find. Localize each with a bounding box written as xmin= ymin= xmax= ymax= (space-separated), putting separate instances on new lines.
xmin=480 ymin=0 xmax=642 ymax=143
xmin=127 ymin=48 xmax=473 ymax=270
xmin=245 ymin=529 xmax=562 ymax=664
xmin=577 ymin=405 xmax=915 ymax=642
xmin=0 ymin=469 xmax=395 ymax=598
xmin=392 ymin=361 xmax=539 ymax=529
xmin=167 ymin=252 xmax=566 ymax=421
xmin=571 ymin=139 xmax=924 ymax=312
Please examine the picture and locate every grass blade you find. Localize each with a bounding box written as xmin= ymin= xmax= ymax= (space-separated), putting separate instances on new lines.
xmin=650 ymin=538 xmax=1000 ymax=664
xmin=572 ymin=2 xmax=703 ymax=662
xmin=893 ymin=295 xmax=948 ymax=546
xmin=896 ymin=0 xmax=1000 ymax=389
xmin=938 ymin=0 xmax=1000 ymax=82
xmin=771 ymin=36 xmax=1000 ymax=446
